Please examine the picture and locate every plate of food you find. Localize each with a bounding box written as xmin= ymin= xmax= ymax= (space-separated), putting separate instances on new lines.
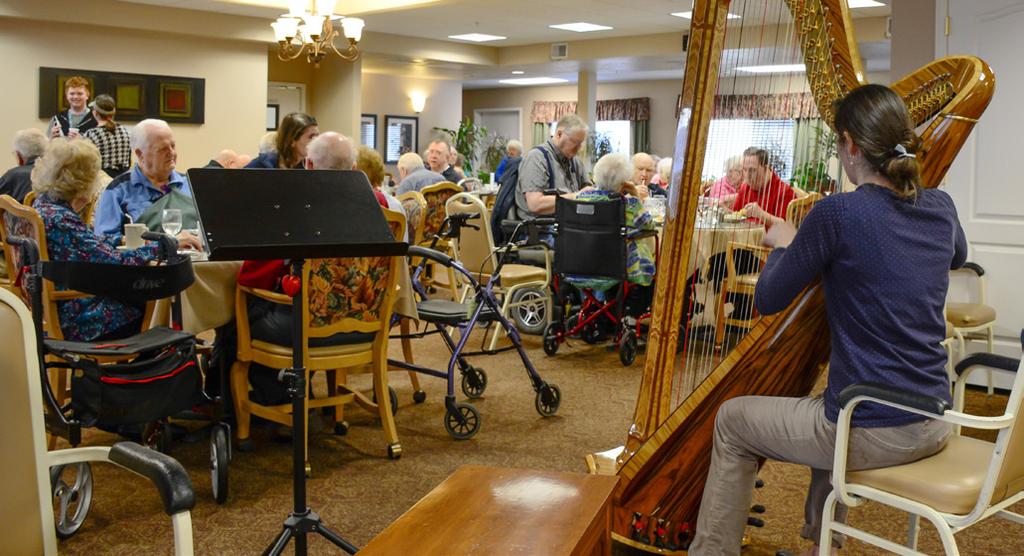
xmin=722 ymin=210 xmax=747 ymax=223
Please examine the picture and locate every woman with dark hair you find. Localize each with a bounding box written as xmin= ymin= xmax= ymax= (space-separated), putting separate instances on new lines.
xmin=688 ymin=83 xmax=967 ymax=556
xmin=246 ymin=112 xmax=318 ymax=169
xmin=83 ymin=94 xmax=132 ymax=178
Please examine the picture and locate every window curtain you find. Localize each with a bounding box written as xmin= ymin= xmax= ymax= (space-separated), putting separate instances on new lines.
xmin=632 ymin=120 xmax=650 ymax=154
xmin=532 ymin=122 xmax=548 ymax=147
xmin=675 ymin=92 xmax=819 ymax=120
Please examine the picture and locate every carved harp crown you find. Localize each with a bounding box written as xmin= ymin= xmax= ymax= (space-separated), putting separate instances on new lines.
xmin=593 ymin=0 xmax=995 ymax=551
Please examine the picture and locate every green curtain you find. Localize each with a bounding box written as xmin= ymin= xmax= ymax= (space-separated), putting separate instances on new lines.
xmin=632 ymin=120 xmax=650 ymax=154
xmin=791 ymin=118 xmax=832 ymax=191
xmin=532 ymin=123 xmax=547 ymax=147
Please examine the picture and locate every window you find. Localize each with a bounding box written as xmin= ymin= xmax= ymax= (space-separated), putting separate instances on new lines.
xmin=702 ymin=119 xmax=795 ymax=181
xmin=360 ymin=114 xmax=377 ymax=150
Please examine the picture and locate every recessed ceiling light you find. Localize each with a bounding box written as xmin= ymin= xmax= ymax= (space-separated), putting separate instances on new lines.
xmin=847 ymin=0 xmax=885 ymax=7
xmin=670 ymin=11 xmax=740 ymax=19
xmin=448 ymin=33 xmax=507 ymax=42
xmin=511 ymin=70 xmax=525 ymax=75
xmin=499 ymin=77 xmax=569 ymax=85
xmin=548 ymin=22 xmax=613 ymax=33
xmin=736 ymin=64 xmax=806 ymax=74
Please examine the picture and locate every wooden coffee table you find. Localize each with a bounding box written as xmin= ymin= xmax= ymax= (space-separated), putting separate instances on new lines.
xmin=360 ymin=465 xmax=620 ymax=555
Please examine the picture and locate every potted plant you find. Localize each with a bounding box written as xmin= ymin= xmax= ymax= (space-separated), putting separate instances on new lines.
xmin=434 ymin=117 xmax=487 ymax=174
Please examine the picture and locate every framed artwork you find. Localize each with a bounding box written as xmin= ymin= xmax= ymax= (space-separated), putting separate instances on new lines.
xmin=38 ymin=67 xmax=205 ymax=124
xmin=360 ymin=114 xmax=377 ymax=150
xmin=384 ymin=115 xmax=418 ymax=164
xmin=267 ymin=104 xmax=280 ymax=131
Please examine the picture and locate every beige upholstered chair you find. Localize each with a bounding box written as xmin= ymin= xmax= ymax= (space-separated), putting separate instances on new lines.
xmin=231 ymin=209 xmax=406 ymax=470
xmin=444 ymin=193 xmax=551 ymax=348
xmin=947 ymin=262 xmax=997 ymax=394
xmin=820 ymin=335 xmax=1024 ymax=555
xmin=0 ymin=287 xmax=195 ymax=555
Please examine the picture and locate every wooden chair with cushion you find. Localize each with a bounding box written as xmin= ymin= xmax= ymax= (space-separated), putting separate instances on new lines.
xmin=417 ymin=181 xmax=463 ymax=298
xmin=947 ymin=262 xmax=997 ymax=394
xmin=0 ymin=286 xmax=196 ymax=555
xmin=230 ymin=209 xmax=406 ymax=471
xmin=397 ymin=191 xmax=426 ymax=247
xmin=444 ymin=193 xmax=551 ymax=348
xmin=820 ymin=331 xmax=1024 ymax=555
xmin=714 ymin=194 xmax=825 ymax=347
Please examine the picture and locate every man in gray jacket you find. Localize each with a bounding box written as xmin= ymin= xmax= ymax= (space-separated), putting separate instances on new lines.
xmin=395 ymin=152 xmax=445 ymax=196
xmin=514 ymin=114 xmax=593 ymax=219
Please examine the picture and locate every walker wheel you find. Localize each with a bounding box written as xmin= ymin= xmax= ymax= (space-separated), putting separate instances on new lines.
xmin=535 ymin=383 xmax=562 ymax=417
xmin=413 ymin=390 xmax=427 ymax=404
xmin=461 ymin=366 xmax=488 ymax=399
xmin=387 ymin=443 xmax=403 ymax=460
xmin=542 ymin=323 xmax=560 ymax=356
xmin=334 ymin=421 xmax=350 ymax=436
xmin=50 ymin=462 xmax=93 ymax=539
xmin=210 ymin=425 xmax=230 ymax=504
xmin=619 ymin=330 xmax=638 ymax=366
xmin=444 ymin=403 xmax=481 ymax=440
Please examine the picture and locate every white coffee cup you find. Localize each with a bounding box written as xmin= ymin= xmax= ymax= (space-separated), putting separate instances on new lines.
xmin=124 ymin=223 xmax=147 ymax=249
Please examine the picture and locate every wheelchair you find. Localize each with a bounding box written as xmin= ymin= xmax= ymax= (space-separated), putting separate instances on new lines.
xmin=389 ymin=214 xmax=561 ymax=440
xmin=8 ymin=232 xmax=230 ymax=539
xmin=541 ymin=194 xmax=659 ymax=366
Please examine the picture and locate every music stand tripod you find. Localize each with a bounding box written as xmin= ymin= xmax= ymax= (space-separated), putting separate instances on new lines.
xmin=189 ymin=168 xmax=408 ymax=556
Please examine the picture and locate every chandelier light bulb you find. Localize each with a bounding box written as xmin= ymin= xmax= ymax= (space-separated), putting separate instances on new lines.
xmin=287 ymin=0 xmax=307 ymax=17
xmin=315 ymin=0 xmax=337 ymax=17
xmin=340 ymin=17 xmax=364 ymax=42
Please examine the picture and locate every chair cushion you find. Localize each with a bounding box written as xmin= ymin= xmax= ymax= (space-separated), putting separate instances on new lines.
xmin=946 ymin=303 xmax=997 ymax=327
xmin=847 ymin=434 xmax=993 ymax=515
xmin=498 ymin=264 xmax=547 ymax=288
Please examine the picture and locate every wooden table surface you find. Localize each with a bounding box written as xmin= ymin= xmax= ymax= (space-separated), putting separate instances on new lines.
xmin=359 ymin=465 xmax=620 ymax=556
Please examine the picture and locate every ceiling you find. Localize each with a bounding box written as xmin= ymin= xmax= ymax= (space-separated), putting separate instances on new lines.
xmin=123 ymin=0 xmax=892 ymax=87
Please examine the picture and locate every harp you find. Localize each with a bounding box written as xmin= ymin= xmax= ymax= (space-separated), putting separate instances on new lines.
xmin=585 ymin=0 xmax=994 ymax=551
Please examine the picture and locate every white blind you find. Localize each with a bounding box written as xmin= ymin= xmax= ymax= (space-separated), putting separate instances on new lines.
xmin=702 ymin=119 xmax=795 ymax=180
xmin=360 ymin=120 xmax=376 ymax=149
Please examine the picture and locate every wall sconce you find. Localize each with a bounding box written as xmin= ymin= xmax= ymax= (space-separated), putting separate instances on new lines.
xmin=410 ymin=92 xmax=427 ymax=113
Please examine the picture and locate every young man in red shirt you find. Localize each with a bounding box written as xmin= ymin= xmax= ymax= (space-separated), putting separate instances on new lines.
xmin=731 ymin=146 xmax=795 ymax=227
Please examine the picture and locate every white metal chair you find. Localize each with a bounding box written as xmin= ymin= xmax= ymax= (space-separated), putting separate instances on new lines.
xmin=820 ymin=330 xmax=1024 ymax=555
xmin=947 ymin=262 xmax=997 ymax=394
xmin=0 ymin=287 xmax=195 ymax=555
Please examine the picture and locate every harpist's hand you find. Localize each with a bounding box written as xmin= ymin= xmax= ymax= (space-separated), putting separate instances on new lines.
xmin=761 ymin=221 xmax=796 ymax=249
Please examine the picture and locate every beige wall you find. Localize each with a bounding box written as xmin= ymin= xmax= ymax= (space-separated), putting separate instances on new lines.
xmin=0 ymin=18 xmax=267 ymax=171
xmin=892 ymin=0 xmax=937 ymax=78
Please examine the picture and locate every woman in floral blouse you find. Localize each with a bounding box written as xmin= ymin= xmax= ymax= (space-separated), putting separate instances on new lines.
xmin=31 ymin=138 xmax=199 ymax=341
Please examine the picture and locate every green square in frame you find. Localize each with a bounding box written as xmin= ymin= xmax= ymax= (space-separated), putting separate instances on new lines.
xmin=115 ymin=83 xmax=142 ymax=111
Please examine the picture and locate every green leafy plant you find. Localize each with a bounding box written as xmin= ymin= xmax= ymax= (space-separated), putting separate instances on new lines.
xmin=482 ymin=134 xmax=508 ymax=174
xmin=791 ymin=160 xmax=833 ymax=193
xmin=586 ymin=130 xmax=613 ymax=165
xmin=434 ymin=117 xmax=487 ymax=174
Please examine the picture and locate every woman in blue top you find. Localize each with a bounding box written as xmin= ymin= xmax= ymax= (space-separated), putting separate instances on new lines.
xmin=246 ymin=112 xmax=318 ymax=169
xmin=689 ymin=84 xmax=966 ymax=556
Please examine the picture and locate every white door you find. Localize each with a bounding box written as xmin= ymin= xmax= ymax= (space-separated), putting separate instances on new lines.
xmin=267 ymin=82 xmax=306 ymax=128
xmin=939 ymin=0 xmax=1024 ymax=364
xmin=474 ymin=108 xmax=522 ymax=173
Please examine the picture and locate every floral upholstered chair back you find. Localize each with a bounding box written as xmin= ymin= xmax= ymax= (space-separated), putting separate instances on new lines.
xmin=301 ymin=209 xmax=406 ymax=340
xmin=398 ymin=192 xmax=426 ymax=246
xmin=0 ymin=195 xmax=49 ymax=303
xmin=419 ymin=182 xmax=462 ymax=246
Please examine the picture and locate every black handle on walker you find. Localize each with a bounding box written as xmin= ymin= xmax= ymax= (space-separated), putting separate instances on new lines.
xmin=142 ymin=231 xmax=180 ymax=261
xmin=408 ymin=246 xmax=455 ymax=268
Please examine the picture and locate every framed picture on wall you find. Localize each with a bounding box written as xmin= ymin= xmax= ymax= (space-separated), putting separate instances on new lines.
xmin=384 ymin=115 xmax=418 ymax=164
xmin=38 ymin=67 xmax=205 ymax=124
xmin=266 ymin=104 xmax=280 ymax=131
xmin=361 ymin=114 xmax=377 ymax=150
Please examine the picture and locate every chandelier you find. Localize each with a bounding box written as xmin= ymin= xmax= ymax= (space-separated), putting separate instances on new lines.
xmin=271 ymin=0 xmax=365 ymax=67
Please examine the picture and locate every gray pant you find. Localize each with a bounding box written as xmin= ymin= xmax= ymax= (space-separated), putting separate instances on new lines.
xmin=688 ymin=395 xmax=951 ymax=556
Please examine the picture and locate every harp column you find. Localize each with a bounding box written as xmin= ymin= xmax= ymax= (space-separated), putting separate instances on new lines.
xmin=577 ymin=69 xmax=597 ymax=167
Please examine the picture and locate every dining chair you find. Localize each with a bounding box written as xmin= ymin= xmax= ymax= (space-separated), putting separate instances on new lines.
xmin=946 ymin=262 xmax=998 ymax=395
xmin=820 ymin=333 xmax=1024 ymax=555
xmin=444 ymin=192 xmax=551 ymax=347
xmin=785 ymin=191 xmax=823 ymax=229
xmin=1 ymin=286 xmax=196 ymax=556
xmin=417 ymin=181 xmax=463 ymax=299
xmin=230 ymin=209 xmax=406 ymax=472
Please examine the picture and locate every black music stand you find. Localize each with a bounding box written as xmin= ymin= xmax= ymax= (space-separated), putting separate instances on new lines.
xmin=189 ymin=168 xmax=407 ymax=556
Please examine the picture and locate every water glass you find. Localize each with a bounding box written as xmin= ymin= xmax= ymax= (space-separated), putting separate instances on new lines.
xmin=161 ymin=209 xmax=182 ymax=236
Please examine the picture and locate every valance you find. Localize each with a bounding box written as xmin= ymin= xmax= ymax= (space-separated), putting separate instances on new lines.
xmin=530 ymin=97 xmax=652 ymax=123
xmin=676 ymin=92 xmax=819 ymax=120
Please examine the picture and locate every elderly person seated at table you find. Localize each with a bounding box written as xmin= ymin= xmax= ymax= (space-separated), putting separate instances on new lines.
xmin=246 ymin=112 xmax=318 ymax=169
xmin=730 ymin=146 xmax=795 ymax=227
xmin=31 ymin=139 xmax=200 ymax=341
xmin=357 ymin=145 xmax=407 ymax=237
xmin=564 ymin=153 xmax=656 ymax=299
xmin=630 ymin=152 xmax=661 ymax=200
xmin=93 ymin=119 xmax=198 ymax=240
xmin=395 ymin=152 xmax=445 ymax=196
xmin=706 ymin=155 xmax=743 ymax=205
xmin=494 ymin=139 xmax=523 ymax=184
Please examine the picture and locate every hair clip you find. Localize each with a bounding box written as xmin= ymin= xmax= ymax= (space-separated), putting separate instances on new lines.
xmin=894 ymin=144 xmax=916 ymax=159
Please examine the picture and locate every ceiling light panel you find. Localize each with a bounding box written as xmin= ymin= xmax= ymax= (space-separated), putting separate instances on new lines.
xmin=447 ymin=33 xmax=507 ymax=42
xmin=498 ymin=77 xmax=569 ymax=85
xmin=548 ymin=22 xmax=613 ymax=33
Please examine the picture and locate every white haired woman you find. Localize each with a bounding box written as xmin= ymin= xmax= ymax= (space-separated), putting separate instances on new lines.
xmin=563 ymin=153 xmax=657 ymax=297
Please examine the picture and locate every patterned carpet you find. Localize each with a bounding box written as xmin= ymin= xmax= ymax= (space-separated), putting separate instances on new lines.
xmin=55 ymin=328 xmax=1024 ymax=555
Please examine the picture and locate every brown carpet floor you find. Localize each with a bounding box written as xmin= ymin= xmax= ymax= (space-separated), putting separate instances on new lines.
xmin=56 ymin=328 xmax=1024 ymax=555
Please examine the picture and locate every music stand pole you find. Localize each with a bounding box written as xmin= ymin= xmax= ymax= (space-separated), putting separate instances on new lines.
xmin=263 ymin=259 xmax=358 ymax=556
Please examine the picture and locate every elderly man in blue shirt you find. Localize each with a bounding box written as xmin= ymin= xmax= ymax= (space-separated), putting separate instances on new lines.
xmin=94 ymin=119 xmax=193 ymax=239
